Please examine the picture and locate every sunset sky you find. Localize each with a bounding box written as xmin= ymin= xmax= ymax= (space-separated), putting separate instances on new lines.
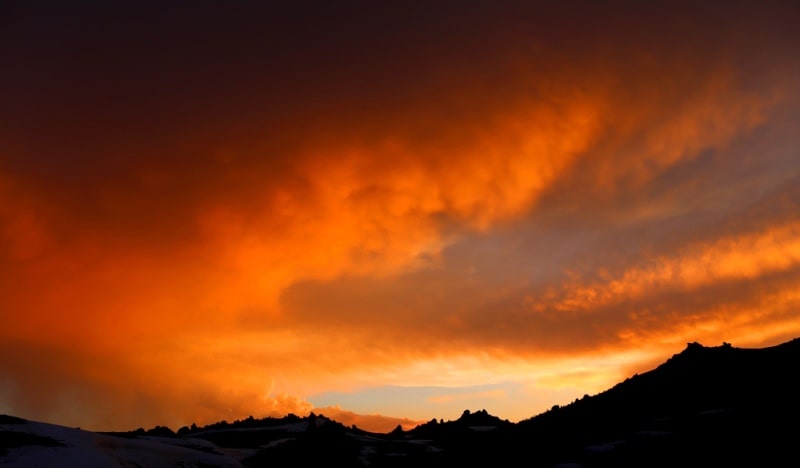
xmin=2 ymin=1 xmax=800 ymax=433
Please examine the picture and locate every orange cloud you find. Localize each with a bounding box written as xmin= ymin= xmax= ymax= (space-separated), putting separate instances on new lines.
xmin=534 ymin=222 xmax=800 ymax=314
xmin=1 ymin=0 xmax=799 ymax=433
xmin=0 ymin=175 xmax=54 ymax=262
xmin=427 ymin=389 xmax=507 ymax=405
xmin=313 ymin=406 xmax=423 ymax=433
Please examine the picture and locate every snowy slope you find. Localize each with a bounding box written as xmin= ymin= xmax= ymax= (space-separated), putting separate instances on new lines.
xmin=1 ymin=417 xmax=241 ymax=467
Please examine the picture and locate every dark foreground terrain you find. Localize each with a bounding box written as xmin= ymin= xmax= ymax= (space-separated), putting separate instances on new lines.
xmin=3 ymin=338 xmax=800 ymax=467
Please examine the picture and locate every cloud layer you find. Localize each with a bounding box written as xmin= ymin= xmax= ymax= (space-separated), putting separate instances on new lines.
xmin=2 ymin=1 xmax=799 ymax=431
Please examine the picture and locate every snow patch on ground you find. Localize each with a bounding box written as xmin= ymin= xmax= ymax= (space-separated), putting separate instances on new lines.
xmin=468 ymin=425 xmax=498 ymax=432
xmin=406 ymin=439 xmax=443 ymax=452
xmin=583 ymin=439 xmax=625 ymax=453
xmin=1 ymin=419 xmax=241 ymax=467
xmin=359 ymin=445 xmax=377 ymax=466
xmin=261 ymin=437 xmax=294 ymax=449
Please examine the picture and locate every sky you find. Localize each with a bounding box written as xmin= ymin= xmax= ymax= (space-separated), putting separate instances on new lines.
xmin=2 ymin=1 xmax=800 ymax=433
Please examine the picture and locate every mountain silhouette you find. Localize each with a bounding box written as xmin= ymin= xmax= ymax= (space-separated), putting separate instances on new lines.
xmin=2 ymin=338 xmax=799 ymax=467
xmin=510 ymin=337 xmax=800 ymax=467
